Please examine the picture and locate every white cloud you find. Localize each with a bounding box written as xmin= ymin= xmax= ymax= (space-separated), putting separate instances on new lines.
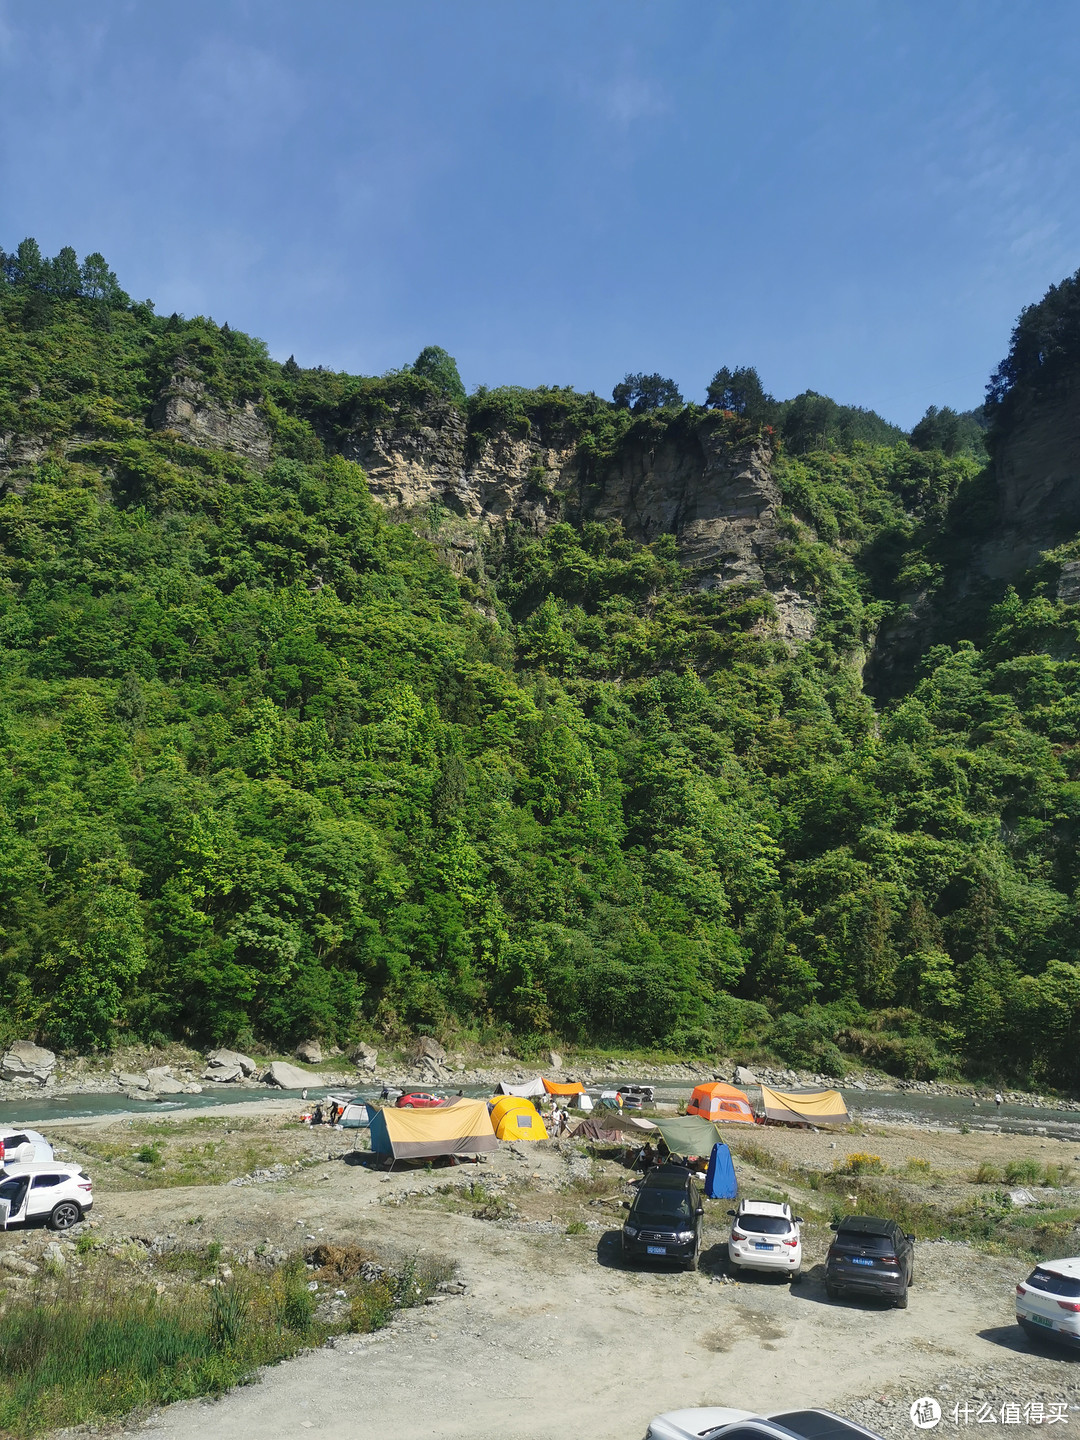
xmin=182 ymin=40 xmax=303 ymax=147
xmin=568 ymin=47 xmax=667 ymax=131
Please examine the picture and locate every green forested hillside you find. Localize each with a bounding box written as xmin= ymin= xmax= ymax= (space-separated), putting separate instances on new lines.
xmin=2 ymin=239 xmax=1080 ymax=1087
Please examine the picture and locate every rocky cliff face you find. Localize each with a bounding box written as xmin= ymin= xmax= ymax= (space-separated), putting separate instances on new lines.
xmin=149 ymin=363 xmax=271 ymax=468
xmin=866 ymin=379 xmax=1080 ymax=694
xmin=339 ymin=397 xmax=814 ymax=640
xmin=987 ymin=377 xmax=1080 ymax=580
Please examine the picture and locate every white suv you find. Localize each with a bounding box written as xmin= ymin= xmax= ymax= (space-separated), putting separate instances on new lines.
xmin=0 ymin=1128 xmax=54 ymax=1164
xmin=1016 ymin=1256 xmax=1080 ymax=1349
xmin=0 ymin=1162 xmax=93 ymax=1231
xmin=727 ymin=1198 xmax=803 ymax=1281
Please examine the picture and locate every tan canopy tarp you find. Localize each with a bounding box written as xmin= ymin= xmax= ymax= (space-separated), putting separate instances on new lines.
xmin=759 ymin=1085 xmax=849 ymax=1127
xmin=369 ymin=1097 xmax=497 ymax=1160
xmin=542 ymin=1079 xmax=585 ymax=1096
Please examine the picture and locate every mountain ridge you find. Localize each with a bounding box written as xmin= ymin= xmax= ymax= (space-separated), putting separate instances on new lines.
xmin=1 ymin=239 xmax=1080 ymax=1091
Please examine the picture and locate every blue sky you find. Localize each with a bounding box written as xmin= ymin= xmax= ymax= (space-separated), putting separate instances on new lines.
xmin=1 ymin=1 xmax=1078 ymax=426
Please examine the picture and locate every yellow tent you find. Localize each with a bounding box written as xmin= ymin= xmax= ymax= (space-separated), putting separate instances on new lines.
xmin=759 ymin=1085 xmax=849 ymax=1128
xmin=489 ymin=1094 xmax=547 ymax=1141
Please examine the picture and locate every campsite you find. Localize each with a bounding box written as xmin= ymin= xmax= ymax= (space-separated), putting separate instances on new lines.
xmin=0 ymin=1076 xmax=1076 ymax=1439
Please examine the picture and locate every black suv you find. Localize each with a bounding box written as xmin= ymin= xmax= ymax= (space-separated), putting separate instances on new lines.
xmin=622 ymin=1165 xmax=703 ymax=1270
xmin=825 ymin=1215 xmax=915 ymax=1307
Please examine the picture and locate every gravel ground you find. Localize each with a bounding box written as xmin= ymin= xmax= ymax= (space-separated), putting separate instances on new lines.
xmin=5 ymin=1106 xmax=1079 ymax=1440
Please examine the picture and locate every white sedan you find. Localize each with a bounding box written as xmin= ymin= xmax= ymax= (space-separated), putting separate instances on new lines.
xmin=727 ymin=1199 xmax=803 ymax=1281
xmin=1016 ymin=1256 xmax=1080 ymax=1349
xmin=645 ymin=1407 xmax=884 ymax=1440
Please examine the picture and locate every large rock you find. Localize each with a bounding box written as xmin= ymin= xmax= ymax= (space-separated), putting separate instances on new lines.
xmin=118 ymin=1071 xmax=150 ymax=1090
xmin=350 ymin=1042 xmax=378 ymax=1070
xmin=409 ymin=1036 xmax=446 ymax=1065
xmin=263 ymin=1060 xmax=316 ymax=1090
xmin=295 ymin=1039 xmax=323 ymax=1065
xmin=205 ymin=1047 xmax=256 ymax=1077
xmin=202 ymin=1063 xmax=243 ymax=1083
xmin=733 ymin=1065 xmax=758 ymax=1087
xmin=149 ymin=1075 xmax=185 ymax=1095
xmin=1 ymin=1040 xmax=56 ymax=1082
xmin=548 ymin=1050 xmax=563 ymax=1071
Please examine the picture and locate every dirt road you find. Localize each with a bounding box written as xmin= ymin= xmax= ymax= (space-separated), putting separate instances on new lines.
xmin=136 ymin=1209 xmax=1059 ymax=1440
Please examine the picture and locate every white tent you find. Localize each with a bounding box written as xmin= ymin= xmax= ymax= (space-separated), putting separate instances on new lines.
xmin=494 ymin=1076 xmax=547 ymax=1098
xmin=338 ymin=1101 xmax=375 ymax=1128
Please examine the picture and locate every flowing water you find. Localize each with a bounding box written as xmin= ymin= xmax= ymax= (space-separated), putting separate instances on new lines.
xmin=4 ymin=1079 xmax=1080 ymax=1141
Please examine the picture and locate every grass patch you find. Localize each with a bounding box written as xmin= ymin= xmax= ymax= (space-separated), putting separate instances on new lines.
xmin=0 ymin=1242 xmax=454 ymax=1437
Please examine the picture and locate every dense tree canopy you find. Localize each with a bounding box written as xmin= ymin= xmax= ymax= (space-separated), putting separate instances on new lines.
xmin=0 ymin=242 xmax=1079 ymax=1087
xmin=612 ymin=372 xmax=683 ymax=413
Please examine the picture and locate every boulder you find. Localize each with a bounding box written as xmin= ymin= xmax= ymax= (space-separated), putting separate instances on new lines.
xmin=1 ymin=1040 xmax=56 ymax=1082
xmin=733 ymin=1065 xmax=758 ymax=1087
xmin=409 ymin=1036 xmax=446 ymax=1065
xmin=350 ymin=1042 xmax=379 ymax=1070
xmin=295 ymin=1039 xmax=323 ymax=1065
xmin=149 ymin=1075 xmax=185 ymax=1095
xmin=205 ymin=1047 xmax=256 ymax=1077
xmin=548 ymin=1050 xmax=563 ymax=1071
xmin=263 ymin=1060 xmax=316 ymax=1090
xmin=118 ymin=1072 xmax=150 ymax=1090
xmin=202 ymin=1063 xmax=243 ymax=1083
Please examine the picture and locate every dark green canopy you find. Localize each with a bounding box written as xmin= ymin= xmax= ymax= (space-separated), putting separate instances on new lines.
xmin=650 ymin=1115 xmax=724 ymax=1156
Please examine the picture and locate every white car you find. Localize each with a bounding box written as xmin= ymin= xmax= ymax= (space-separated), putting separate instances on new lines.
xmin=1016 ymin=1256 xmax=1080 ymax=1349
xmin=727 ymin=1198 xmax=803 ymax=1281
xmin=645 ymin=1406 xmax=884 ymax=1440
xmin=0 ymin=1128 xmax=54 ymax=1164
xmin=0 ymin=1162 xmax=93 ymax=1231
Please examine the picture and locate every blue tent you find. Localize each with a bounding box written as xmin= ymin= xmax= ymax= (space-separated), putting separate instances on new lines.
xmin=704 ymin=1141 xmax=737 ymax=1200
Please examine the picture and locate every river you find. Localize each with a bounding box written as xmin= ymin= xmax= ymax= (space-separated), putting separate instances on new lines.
xmin=5 ymin=1079 xmax=1080 ymax=1142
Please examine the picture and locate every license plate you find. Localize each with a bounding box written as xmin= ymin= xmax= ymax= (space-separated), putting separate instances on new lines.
xmin=851 ymin=1257 xmax=875 ymax=1266
xmin=647 ymin=1245 xmax=666 ymax=1255
xmin=1029 ymin=1313 xmax=1053 ymax=1328
xmin=755 ymin=1243 xmax=776 ymax=1250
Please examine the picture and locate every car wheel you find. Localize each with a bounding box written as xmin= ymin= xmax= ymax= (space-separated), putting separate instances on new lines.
xmin=48 ymin=1201 xmax=81 ymax=1232
xmin=790 ymin=1269 xmax=803 ymax=1285
xmin=895 ymin=1287 xmax=909 ymax=1309
xmin=825 ymin=1281 xmax=839 ymax=1301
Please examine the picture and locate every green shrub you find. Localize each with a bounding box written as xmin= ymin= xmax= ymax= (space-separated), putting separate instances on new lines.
xmin=972 ymin=1161 xmax=1001 ymax=1184
xmin=838 ymin=1152 xmax=885 ymax=1175
xmin=1004 ymin=1160 xmax=1040 ymax=1185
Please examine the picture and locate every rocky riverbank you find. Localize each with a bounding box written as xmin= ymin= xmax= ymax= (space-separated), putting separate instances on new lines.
xmin=1 ymin=1035 xmax=1077 ymax=1117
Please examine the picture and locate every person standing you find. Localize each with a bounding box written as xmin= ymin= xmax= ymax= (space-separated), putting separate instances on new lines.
xmin=994 ymin=1092 xmax=1003 ymax=1110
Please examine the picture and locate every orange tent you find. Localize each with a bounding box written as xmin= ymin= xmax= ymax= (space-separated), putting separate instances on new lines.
xmin=542 ymin=1078 xmax=585 ymax=1097
xmin=687 ymin=1082 xmax=755 ymax=1124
